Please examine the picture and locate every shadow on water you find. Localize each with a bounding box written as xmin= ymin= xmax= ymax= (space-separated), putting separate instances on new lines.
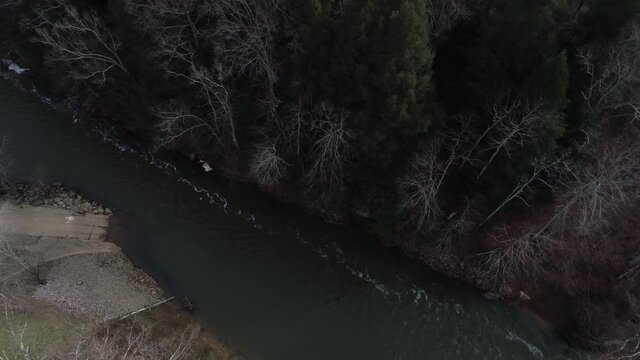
xmin=0 ymin=79 xmax=585 ymax=360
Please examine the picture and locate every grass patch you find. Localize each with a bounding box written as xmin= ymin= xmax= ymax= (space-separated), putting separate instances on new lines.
xmin=0 ymin=298 xmax=90 ymax=359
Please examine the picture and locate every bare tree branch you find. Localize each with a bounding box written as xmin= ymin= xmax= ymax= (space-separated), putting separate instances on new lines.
xmin=553 ymin=141 xmax=640 ymax=236
xmin=305 ymin=102 xmax=351 ymax=198
xmin=28 ymin=0 xmax=128 ymax=86
xmin=125 ymin=0 xmax=214 ymax=66
xmin=481 ymin=157 xmax=558 ymax=226
xmin=1 ymin=303 xmax=47 ymax=360
xmin=214 ymin=0 xmax=281 ymax=113
xmin=0 ymin=232 xmax=46 ymax=285
xmin=153 ymin=99 xmax=226 ymax=149
xmin=475 ymin=95 xmax=548 ymax=180
xmin=128 ymin=0 xmax=238 ymax=149
xmin=250 ymin=141 xmax=289 ymax=187
xmin=279 ymin=94 xmax=311 ymax=160
xmin=477 ymin=227 xmax=553 ymax=283
xmin=602 ymin=293 xmax=640 ymax=360
xmin=435 ymin=201 xmax=475 ymax=254
xmin=399 ymin=128 xmax=467 ymax=232
xmin=577 ymin=20 xmax=640 ymax=124
xmin=70 ymin=320 xmax=197 ymax=360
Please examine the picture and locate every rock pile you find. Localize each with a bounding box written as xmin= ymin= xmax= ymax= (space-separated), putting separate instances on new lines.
xmin=0 ymin=182 xmax=112 ymax=215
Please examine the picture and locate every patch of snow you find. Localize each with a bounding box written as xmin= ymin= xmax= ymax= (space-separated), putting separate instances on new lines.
xmin=1 ymin=59 xmax=29 ymax=74
xmin=65 ymin=216 xmax=76 ymax=224
xmin=200 ymin=160 xmax=213 ymax=172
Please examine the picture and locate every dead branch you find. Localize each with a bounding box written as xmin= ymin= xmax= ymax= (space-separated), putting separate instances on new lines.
xmin=116 ymin=296 xmax=175 ymax=322
xmin=481 ymin=157 xmax=557 ymax=226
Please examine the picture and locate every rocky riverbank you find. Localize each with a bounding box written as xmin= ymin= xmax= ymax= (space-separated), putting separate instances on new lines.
xmin=0 ymin=182 xmax=241 ymax=359
xmin=1 ymin=182 xmax=112 ymax=215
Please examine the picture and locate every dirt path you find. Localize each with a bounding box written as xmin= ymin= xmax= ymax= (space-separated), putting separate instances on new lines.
xmin=0 ymin=204 xmax=109 ymax=241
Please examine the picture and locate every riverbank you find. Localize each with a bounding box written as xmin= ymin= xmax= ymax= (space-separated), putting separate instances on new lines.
xmin=0 ymin=182 xmax=241 ymax=359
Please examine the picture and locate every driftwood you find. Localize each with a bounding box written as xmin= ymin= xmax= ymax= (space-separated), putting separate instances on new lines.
xmin=115 ymin=296 xmax=175 ymax=322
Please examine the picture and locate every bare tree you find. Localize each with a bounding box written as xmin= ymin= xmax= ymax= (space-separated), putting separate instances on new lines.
xmin=552 ymin=141 xmax=640 ymax=236
xmin=127 ymin=0 xmax=238 ymax=149
xmin=605 ymin=332 xmax=640 ymax=360
xmin=577 ymin=20 xmax=640 ymax=124
xmin=214 ymin=0 xmax=281 ymax=113
xmin=70 ymin=320 xmax=197 ymax=360
xmin=477 ymin=227 xmax=553 ymax=283
xmin=0 ymin=301 xmax=48 ymax=360
xmin=602 ymin=293 xmax=640 ymax=360
xmin=426 ymin=0 xmax=471 ymax=41
xmin=305 ymin=102 xmax=351 ymax=198
xmin=279 ymin=94 xmax=311 ymax=161
xmin=153 ymin=96 xmax=227 ymax=149
xmin=481 ymin=157 xmax=557 ymax=225
xmin=435 ymin=201 xmax=475 ymax=254
xmin=0 ymin=233 xmax=46 ymax=285
xmin=475 ymin=96 xmax=547 ymax=180
xmin=400 ymin=143 xmax=445 ymax=232
xmin=125 ymin=0 xmax=213 ymax=66
xmin=250 ymin=142 xmax=289 ymax=187
xmin=28 ymin=0 xmax=128 ymax=86
xmin=180 ymin=65 xmax=236 ymax=147
xmin=399 ymin=128 xmax=467 ymax=232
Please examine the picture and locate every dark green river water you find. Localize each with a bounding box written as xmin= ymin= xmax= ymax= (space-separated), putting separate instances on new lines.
xmin=0 ymin=78 xmax=581 ymax=359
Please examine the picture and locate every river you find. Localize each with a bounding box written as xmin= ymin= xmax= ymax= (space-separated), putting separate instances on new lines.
xmin=0 ymin=79 xmax=581 ymax=359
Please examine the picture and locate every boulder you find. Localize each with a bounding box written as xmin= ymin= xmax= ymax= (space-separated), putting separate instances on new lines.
xmin=30 ymin=199 xmax=44 ymax=206
xmin=518 ymin=291 xmax=531 ymax=301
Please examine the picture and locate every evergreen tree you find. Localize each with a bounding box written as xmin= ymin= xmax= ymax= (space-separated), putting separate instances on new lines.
xmin=581 ymin=0 xmax=640 ymax=42
xmin=296 ymin=0 xmax=435 ymax=185
xmin=464 ymin=0 xmax=569 ymax=110
xmin=446 ymin=0 xmax=570 ymax=205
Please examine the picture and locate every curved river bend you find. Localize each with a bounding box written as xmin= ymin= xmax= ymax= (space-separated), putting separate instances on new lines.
xmin=0 ymin=80 xmax=579 ymax=359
